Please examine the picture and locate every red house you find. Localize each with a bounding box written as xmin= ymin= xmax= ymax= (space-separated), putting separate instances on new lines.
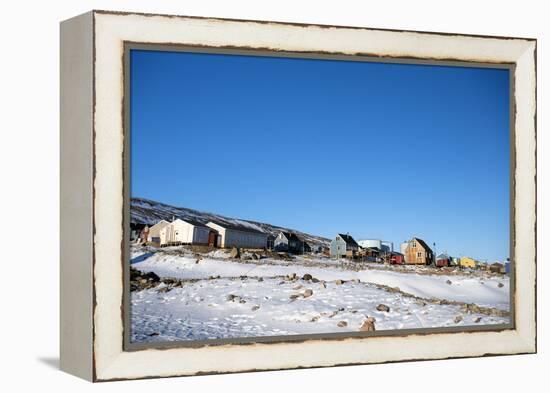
xmin=389 ymin=252 xmax=405 ymax=265
xmin=436 ymin=253 xmax=450 ymax=267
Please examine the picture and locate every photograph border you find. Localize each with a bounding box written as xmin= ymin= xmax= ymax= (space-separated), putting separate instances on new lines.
xmin=60 ymin=10 xmax=537 ymax=382
xmin=122 ymin=42 xmax=517 ymax=351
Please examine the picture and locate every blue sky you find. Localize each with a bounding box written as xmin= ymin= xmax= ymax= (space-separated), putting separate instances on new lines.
xmin=130 ymin=49 xmax=510 ymax=262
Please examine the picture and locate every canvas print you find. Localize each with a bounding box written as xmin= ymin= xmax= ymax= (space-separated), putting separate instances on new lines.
xmin=128 ymin=48 xmax=511 ymax=344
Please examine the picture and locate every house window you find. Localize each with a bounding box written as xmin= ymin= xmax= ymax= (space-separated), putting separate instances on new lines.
xmin=417 ymin=252 xmax=422 ymax=258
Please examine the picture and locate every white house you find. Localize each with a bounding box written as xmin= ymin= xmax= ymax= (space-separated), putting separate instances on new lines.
xmin=206 ymin=221 xmax=268 ymax=249
xmin=148 ymin=218 xmax=215 ymax=246
xmin=166 ymin=218 xmax=213 ymax=245
xmin=147 ymin=220 xmax=171 ymax=245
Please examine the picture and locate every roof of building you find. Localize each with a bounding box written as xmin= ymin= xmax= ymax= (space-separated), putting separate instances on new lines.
xmin=279 ymin=231 xmax=303 ymax=242
xmin=436 ymin=253 xmax=450 ymax=260
xmin=337 ymin=234 xmax=359 ymax=247
xmin=207 ymin=220 xmax=266 ymax=235
xmin=412 ymin=237 xmax=433 ymax=253
xmin=172 ymin=217 xmax=210 ymax=229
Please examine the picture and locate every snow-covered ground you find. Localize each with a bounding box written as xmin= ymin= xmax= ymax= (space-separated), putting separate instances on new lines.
xmin=131 ymin=247 xmax=510 ymax=343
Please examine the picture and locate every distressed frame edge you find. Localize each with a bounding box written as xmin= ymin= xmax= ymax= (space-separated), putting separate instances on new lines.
xmin=88 ymin=11 xmax=537 ymax=381
xmin=59 ymin=10 xmax=95 ymax=381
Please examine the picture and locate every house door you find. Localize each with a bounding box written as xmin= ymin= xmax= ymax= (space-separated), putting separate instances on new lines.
xmin=208 ymin=231 xmax=217 ymax=247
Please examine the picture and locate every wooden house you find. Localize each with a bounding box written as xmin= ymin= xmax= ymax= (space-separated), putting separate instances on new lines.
xmin=404 ymin=237 xmax=434 ymax=265
xmin=330 ymin=234 xmax=359 ymax=259
xmin=206 ymin=221 xmax=268 ymax=249
xmin=459 ymin=256 xmax=476 ymax=269
xmin=274 ymin=232 xmax=305 ymax=254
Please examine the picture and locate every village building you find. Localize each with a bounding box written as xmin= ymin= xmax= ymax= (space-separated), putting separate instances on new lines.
xmin=147 ymin=218 xmax=215 ymax=246
xmin=167 ymin=218 xmax=215 ymax=246
xmin=361 ymin=247 xmax=381 ymax=262
xmin=130 ymin=222 xmax=148 ymax=242
xmin=330 ymin=234 xmax=359 ymax=259
xmin=404 ymin=237 xmax=434 ymax=265
xmin=274 ymin=232 xmax=306 ymax=254
xmin=436 ymin=253 xmax=451 ymax=267
xmin=266 ymin=234 xmax=275 ymax=251
xmin=147 ymin=220 xmax=170 ymax=246
xmin=387 ymin=251 xmax=405 ymax=265
xmin=490 ymin=262 xmax=505 ymax=274
xmin=139 ymin=225 xmax=149 ymax=244
xmin=476 ymin=261 xmax=489 ymax=271
xmin=450 ymin=256 xmax=460 ymax=267
xmin=206 ymin=221 xmax=268 ymax=249
xmin=358 ymin=239 xmax=393 ymax=252
xmin=459 ymin=256 xmax=477 ymax=269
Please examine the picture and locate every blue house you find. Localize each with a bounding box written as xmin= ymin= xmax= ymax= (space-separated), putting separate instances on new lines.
xmin=330 ymin=234 xmax=359 ymax=258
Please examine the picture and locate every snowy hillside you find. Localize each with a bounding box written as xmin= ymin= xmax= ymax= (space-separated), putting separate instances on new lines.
xmin=130 ymin=246 xmax=510 ymax=343
xmin=131 ymin=197 xmax=330 ymax=247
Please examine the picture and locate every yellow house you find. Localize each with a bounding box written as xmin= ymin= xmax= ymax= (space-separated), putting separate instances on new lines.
xmin=460 ymin=256 xmax=476 ymax=268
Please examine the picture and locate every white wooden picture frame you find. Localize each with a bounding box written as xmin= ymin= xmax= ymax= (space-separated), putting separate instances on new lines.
xmin=60 ymin=10 xmax=536 ymax=381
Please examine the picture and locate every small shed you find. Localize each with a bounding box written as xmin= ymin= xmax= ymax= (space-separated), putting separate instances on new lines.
xmin=436 ymin=253 xmax=450 ymax=267
xmin=389 ymin=252 xmax=405 ymax=265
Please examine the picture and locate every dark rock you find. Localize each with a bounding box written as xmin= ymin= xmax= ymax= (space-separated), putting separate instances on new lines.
xmin=454 ymin=315 xmax=463 ymax=324
xmin=446 ymin=279 xmax=452 ymax=285
xmin=376 ymin=304 xmax=390 ymax=312
xmin=337 ymin=321 xmax=348 ymax=327
xmin=143 ymin=271 xmax=160 ymax=282
xmin=335 ymin=279 xmax=345 ymax=285
xmin=302 ymin=273 xmax=313 ymax=281
xmin=498 ymin=282 xmax=504 ymax=288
